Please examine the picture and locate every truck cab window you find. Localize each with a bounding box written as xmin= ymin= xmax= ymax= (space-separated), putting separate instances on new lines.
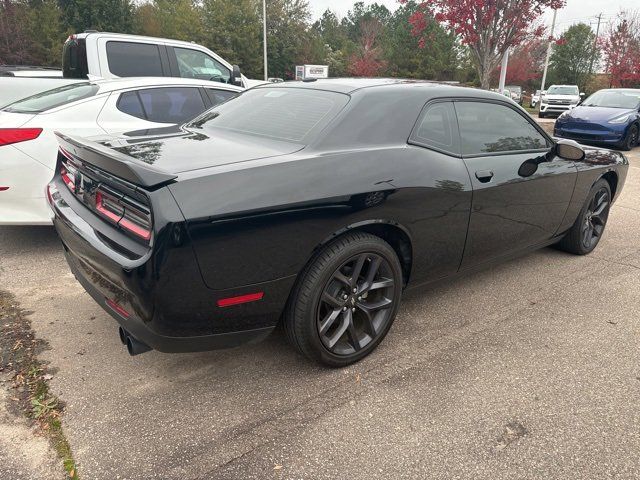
xmin=174 ymin=48 xmax=230 ymax=84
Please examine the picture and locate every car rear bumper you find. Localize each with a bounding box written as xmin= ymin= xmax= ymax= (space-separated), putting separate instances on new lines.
xmin=48 ymin=176 xmax=295 ymax=353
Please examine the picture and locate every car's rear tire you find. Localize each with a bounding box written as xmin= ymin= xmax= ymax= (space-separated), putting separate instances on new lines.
xmin=284 ymin=232 xmax=403 ymax=367
xmin=557 ymin=179 xmax=611 ymax=255
xmin=619 ymin=124 xmax=638 ymax=151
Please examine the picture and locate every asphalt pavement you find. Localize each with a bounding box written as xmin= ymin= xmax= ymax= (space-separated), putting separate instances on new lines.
xmin=0 ymin=147 xmax=638 ymax=480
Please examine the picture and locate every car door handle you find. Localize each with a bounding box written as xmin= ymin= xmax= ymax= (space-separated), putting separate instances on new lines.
xmin=475 ymin=170 xmax=494 ymax=183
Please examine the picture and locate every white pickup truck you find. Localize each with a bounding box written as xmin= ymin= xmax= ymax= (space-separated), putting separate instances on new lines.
xmin=62 ymin=31 xmax=259 ymax=88
xmin=538 ymin=85 xmax=584 ymax=118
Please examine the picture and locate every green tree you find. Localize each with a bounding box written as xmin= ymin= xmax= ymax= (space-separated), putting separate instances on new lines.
xmin=384 ymin=1 xmax=457 ymax=80
xmin=137 ymin=0 xmax=203 ymax=43
xmin=201 ymin=0 xmax=262 ymax=78
xmin=549 ymin=23 xmax=599 ymax=90
xmin=28 ymin=0 xmax=67 ymax=66
xmin=58 ymin=0 xmax=136 ymax=34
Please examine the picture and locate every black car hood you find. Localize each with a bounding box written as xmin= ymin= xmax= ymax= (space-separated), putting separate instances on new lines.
xmin=99 ymin=127 xmax=304 ymax=174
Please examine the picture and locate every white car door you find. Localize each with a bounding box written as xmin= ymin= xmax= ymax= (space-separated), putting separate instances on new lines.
xmin=97 ymin=86 xmax=210 ymax=135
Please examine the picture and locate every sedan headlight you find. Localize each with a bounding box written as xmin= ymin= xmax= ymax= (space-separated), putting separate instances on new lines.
xmin=609 ymin=114 xmax=632 ymax=124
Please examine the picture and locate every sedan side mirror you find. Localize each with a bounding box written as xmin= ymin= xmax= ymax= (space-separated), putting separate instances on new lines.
xmin=231 ymin=65 xmax=243 ymax=87
xmin=556 ymin=139 xmax=585 ymax=161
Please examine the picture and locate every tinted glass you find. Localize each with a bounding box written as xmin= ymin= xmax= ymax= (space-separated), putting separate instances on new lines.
xmin=582 ymin=90 xmax=640 ymax=109
xmin=174 ymin=48 xmax=230 ymax=83
xmin=136 ymin=87 xmax=206 ymax=124
xmin=3 ymin=83 xmax=99 ymax=113
xmin=106 ymin=42 xmax=164 ymax=77
xmin=117 ymin=91 xmax=145 ymax=119
xmin=205 ymin=89 xmax=237 ymax=106
xmin=547 ymin=86 xmax=579 ymax=95
xmin=189 ymin=88 xmax=349 ymax=143
xmin=412 ymin=102 xmax=459 ymax=154
xmin=455 ymin=101 xmax=548 ymax=155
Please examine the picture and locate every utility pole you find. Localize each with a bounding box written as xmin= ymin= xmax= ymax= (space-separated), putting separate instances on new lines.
xmin=588 ymin=13 xmax=603 ymax=76
xmin=498 ymin=47 xmax=509 ymax=93
xmin=263 ymin=0 xmax=268 ymax=81
xmin=541 ymin=8 xmax=558 ymax=92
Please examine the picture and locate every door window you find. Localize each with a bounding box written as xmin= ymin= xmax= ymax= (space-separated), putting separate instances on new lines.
xmin=174 ymin=48 xmax=230 ymax=84
xmin=117 ymin=87 xmax=207 ymax=124
xmin=106 ymin=42 xmax=164 ymax=77
xmin=205 ymin=88 xmax=237 ymax=106
xmin=454 ymin=101 xmax=549 ymax=155
xmin=410 ymin=102 xmax=459 ymax=155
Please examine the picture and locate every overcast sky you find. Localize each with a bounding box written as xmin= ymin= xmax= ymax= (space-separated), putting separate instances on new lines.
xmin=309 ymin=0 xmax=631 ymax=34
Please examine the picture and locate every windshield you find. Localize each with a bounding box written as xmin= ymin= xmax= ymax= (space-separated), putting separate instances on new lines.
xmin=583 ymin=90 xmax=640 ymax=109
xmin=547 ymin=86 xmax=579 ymax=96
xmin=2 ymin=82 xmax=99 ymax=113
xmin=188 ymin=87 xmax=349 ymax=143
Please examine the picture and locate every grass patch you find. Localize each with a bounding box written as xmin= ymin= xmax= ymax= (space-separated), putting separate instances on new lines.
xmin=0 ymin=291 xmax=79 ymax=479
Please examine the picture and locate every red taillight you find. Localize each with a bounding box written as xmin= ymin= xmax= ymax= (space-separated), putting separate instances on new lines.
xmin=60 ymin=165 xmax=77 ymax=192
xmin=95 ymin=187 xmax=152 ymax=241
xmin=217 ymin=292 xmax=264 ymax=308
xmin=0 ymin=128 xmax=42 ymax=147
xmin=0 ymin=187 xmax=9 ymax=192
xmin=106 ymin=298 xmax=130 ymax=318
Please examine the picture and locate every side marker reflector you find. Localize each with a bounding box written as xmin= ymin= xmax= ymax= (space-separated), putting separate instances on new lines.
xmin=217 ymin=292 xmax=264 ymax=308
xmin=106 ymin=298 xmax=130 ymax=318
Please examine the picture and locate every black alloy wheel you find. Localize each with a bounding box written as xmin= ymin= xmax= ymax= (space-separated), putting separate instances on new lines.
xmin=284 ymin=232 xmax=403 ymax=367
xmin=557 ymin=178 xmax=611 ymax=255
xmin=580 ymin=186 xmax=610 ymax=251
xmin=317 ymin=253 xmax=395 ymax=356
xmin=621 ymin=124 xmax=639 ymax=151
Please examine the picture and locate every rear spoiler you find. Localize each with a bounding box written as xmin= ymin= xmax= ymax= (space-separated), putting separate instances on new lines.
xmin=55 ymin=132 xmax=177 ymax=188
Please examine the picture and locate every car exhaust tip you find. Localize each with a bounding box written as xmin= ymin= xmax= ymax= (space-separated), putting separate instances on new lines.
xmin=118 ymin=326 xmax=128 ymax=345
xmin=125 ymin=334 xmax=152 ymax=356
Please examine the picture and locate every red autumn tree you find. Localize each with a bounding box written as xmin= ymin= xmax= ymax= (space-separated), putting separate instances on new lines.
xmin=348 ymin=19 xmax=387 ymax=77
xmin=603 ymin=12 xmax=640 ymax=88
xmin=400 ymin=0 xmax=566 ymax=89
xmin=493 ymin=37 xmax=547 ymax=85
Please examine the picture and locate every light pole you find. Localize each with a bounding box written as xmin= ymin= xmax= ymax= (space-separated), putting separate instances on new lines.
xmin=541 ymin=8 xmax=558 ymax=92
xmin=498 ymin=47 xmax=510 ymax=93
xmin=263 ymin=0 xmax=268 ymax=81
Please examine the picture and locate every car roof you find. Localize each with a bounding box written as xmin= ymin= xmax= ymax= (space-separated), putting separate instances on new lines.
xmin=74 ymin=32 xmax=209 ymax=50
xmin=85 ymin=77 xmax=243 ymax=93
xmin=253 ymin=78 xmax=511 ymax=102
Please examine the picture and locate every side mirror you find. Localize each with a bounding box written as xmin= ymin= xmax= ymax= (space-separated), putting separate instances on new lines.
xmin=231 ymin=65 xmax=242 ymax=87
xmin=556 ymin=139 xmax=585 ymax=161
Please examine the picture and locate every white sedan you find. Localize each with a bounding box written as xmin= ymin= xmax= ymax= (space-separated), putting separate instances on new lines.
xmin=0 ymin=77 xmax=242 ymax=225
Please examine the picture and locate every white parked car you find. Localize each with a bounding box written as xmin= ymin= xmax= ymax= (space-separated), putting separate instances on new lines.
xmin=539 ymin=85 xmax=584 ymax=118
xmin=530 ymin=90 xmax=542 ymax=108
xmin=0 ymin=77 xmax=82 ymax=108
xmin=0 ymin=77 xmax=242 ymax=225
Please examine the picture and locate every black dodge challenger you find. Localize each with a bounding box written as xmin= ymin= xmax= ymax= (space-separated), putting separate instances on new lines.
xmin=48 ymin=79 xmax=629 ymax=367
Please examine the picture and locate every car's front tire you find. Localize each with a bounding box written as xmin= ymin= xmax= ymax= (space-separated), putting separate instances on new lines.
xmin=619 ymin=124 xmax=638 ymax=151
xmin=557 ymin=179 xmax=611 ymax=255
xmin=538 ymin=111 xmax=545 ymax=118
xmin=284 ymin=232 xmax=403 ymax=367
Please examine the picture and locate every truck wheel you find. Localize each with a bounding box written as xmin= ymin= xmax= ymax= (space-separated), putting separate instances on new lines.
xmin=557 ymin=179 xmax=611 ymax=255
xmin=284 ymin=232 xmax=403 ymax=367
xmin=538 ymin=112 xmax=545 ymax=119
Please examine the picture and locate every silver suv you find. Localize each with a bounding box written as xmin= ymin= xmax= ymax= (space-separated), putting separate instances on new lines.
xmin=539 ymin=85 xmax=584 ymax=118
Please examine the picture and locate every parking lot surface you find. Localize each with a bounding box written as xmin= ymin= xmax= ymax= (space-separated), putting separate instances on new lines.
xmin=1 ymin=147 xmax=639 ymax=479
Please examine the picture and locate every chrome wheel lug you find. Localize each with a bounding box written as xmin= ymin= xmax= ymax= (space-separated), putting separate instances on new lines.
xmin=352 ymin=288 xmax=357 ymax=293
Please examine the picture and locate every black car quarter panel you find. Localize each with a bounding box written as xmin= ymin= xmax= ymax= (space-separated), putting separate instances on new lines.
xmin=170 ymin=145 xmax=473 ymax=290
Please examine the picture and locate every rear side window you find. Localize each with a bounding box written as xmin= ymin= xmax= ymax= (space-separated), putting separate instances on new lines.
xmin=117 ymin=87 xmax=207 ymax=124
xmin=190 ymin=88 xmax=349 ymax=143
xmin=205 ymin=89 xmax=237 ymax=106
xmin=3 ymin=83 xmax=99 ymax=113
xmin=106 ymin=42 xmax=164 ymax=77
xmin=454 ymin=101 xmax=549 ymax=155
xmin=411 ymin=102 xmax=459 ymax=155
xmin=174 ymin=48 xmax=230 ymax=83
xmin=62 ymin=38 xmax=88 ymax=79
